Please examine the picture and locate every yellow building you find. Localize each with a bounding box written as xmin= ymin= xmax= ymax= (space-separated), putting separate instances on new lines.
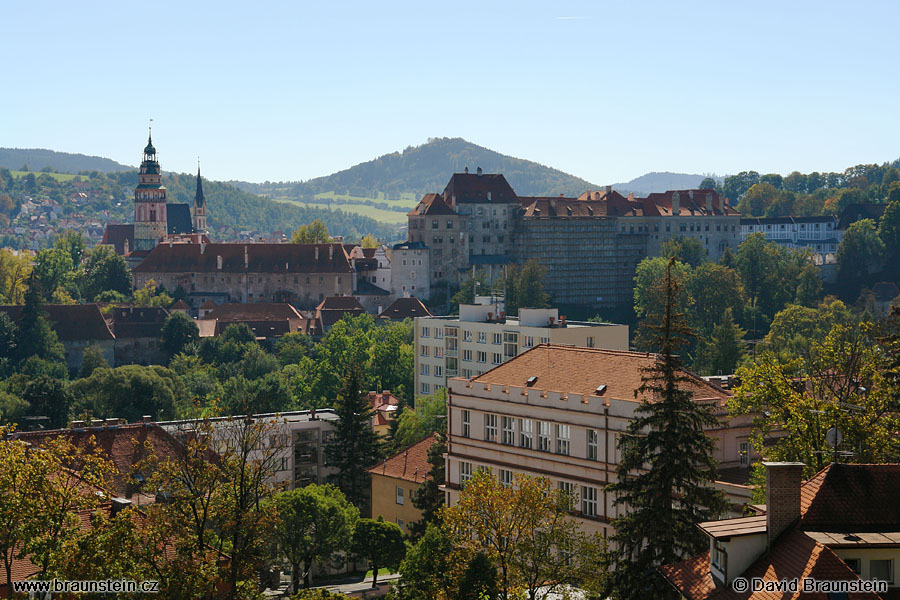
xmin=368 ymin=434 xmax=434 ymax=534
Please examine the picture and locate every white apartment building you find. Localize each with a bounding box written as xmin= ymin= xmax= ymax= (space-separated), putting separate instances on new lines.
xmin=414 ymin=302 xmax=629 ymax=398
xmin=443 ymin=345 xmax=754 ymax=539
xmin=160 ymin=409 xmax=338 ymax=491
xmin=740 ymin=215 xmax=841 ymax=264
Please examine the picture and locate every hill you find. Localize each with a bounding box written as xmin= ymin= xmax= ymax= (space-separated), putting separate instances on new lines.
xmin=0 ymin=148 xmax=132 ymax=174
xmin=611 ymin=171 xmax=722 ymax=196
xmin=235 ymin=137 xmax=603 ymax=201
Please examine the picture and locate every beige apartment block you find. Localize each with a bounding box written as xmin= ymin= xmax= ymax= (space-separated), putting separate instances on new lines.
xmin=414 ymin=302 xmax=629 ymax=398
xmin=443 ymin=345 xmax=754 ymax=540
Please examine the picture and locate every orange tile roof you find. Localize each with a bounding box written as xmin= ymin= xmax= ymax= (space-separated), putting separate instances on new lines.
xmin=367 ymin=434 xmax=434 ymax=484
xmin=378 ymin=297 xmax=432 ymax=319
xmin=470 ymin=344 xmax=730 ymax=404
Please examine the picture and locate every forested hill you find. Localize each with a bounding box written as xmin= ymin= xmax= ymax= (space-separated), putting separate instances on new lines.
xmin=234 ymin=137 xmax=602 ymax=199
xmin=0 ymin=148 xmax=132 ymax=174
xmin=612 ymin=171 xmax=722 ymax=196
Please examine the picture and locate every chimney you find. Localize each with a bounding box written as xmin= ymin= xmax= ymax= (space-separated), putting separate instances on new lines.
xmin=315 ymin=247 xmax=319 ymax=260
xmin=707 ymin=193 xmax=714 ymax=213
xmin=142 ymin=415 xmax=152 ymax=424
xmin=605 ymin=185 xmax=612 ymax=194
xmin=477 ymin=167 xmax=483 ymax=176
xmin=672 ymin=192 xmax=681 ymax=216
xmin=111 ymin=497 xmax=132 ymax=517
xmin=764 ymin=462 xmax=804 ymax=547
xmin=464 ymin=166 xmax=469 ymax=174
xmin=217 ymin=255 xmax=222 ymax=270
xmin=329 ymin=245 xmax=333 ymax=260
xmin=244 ymin=245 xmax=249 ymax=268
xmin=487 ymin=191 xmax=492 ymax=201
xmin=200 ymin=242 xmax=206 ymax=254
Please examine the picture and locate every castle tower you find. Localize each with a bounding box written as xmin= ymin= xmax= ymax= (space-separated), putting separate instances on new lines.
xmin=133 ymin=131 xmax=168 ymax=251
xmin=193 ymin=162 xmax=207 ymax=234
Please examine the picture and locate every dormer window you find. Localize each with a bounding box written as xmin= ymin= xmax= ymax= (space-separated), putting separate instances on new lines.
xmin=711 ymin=539 xmax=727 ymax=572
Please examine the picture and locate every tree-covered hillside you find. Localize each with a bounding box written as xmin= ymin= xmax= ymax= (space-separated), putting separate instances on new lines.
xmin=0 ymin=148 xmax=132 ymax=174
xmin=238 ymin=137 xmax=601 ymax=199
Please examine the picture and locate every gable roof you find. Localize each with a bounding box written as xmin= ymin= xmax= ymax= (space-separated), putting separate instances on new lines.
xmin=470 ymin=344 xmax=730 ymax=404
xmin=166 ymin=203 xmax=194 ymax=235
xmin=201 ymin=302 xmax=303 ymax=322
xmin=110 ymin=306 xmax=170 ymax=339
xmin=638 ymin=189 xmax=738 ymax=217
xmin=0 ymin=304 xmax=115 ymax=341
xmin=316 ymin=296 xmax=366 ymax=328
xmin=133 ymin=243 xmax=352 ymax=274
xmin=367 ymin=434 xmax=435 ymax=484
xmin=101 ymin=223 xmax=134 ymax=255
xmin=408 ymin=193 xmax=458 ymax=217
xmin=378 ymin=297 xmax=432 ymax=320
xmin=800 ymin=463 xmax=900 ymax=530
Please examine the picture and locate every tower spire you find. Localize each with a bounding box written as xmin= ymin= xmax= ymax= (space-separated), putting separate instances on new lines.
xmin=193 ymin=158 xmax=207 ymax=234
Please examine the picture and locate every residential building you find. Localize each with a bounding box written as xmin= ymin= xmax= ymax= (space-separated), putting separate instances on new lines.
xmin=741 ymin=215 xmax=841 ymax=264
xmin=159 ymin=409 xmax=338 ymax=491
xmin=109 ymin=306 xmax=170 ymax=366
xmin=314 ymin=295 xmax=366 ymax=331
xmin=378 ymin=296 xmax=432 ymax=321
xmin=443 ymin=345 xmax=755 ymax=540
xmin=364 ymin=390 xmax=400 ymax=437
xmin=407 ymin=193 xmax=468 ymax=286
xmin=660 ymin=462 xmax=900 ymax=599
xmin=197 ymin=302 xmax=310 ymax=341
xmin=368 ymin=434 xmax=434 ymax=534
xmin=415 ymin=303 xmax=629 ymax=398
xmin=131 ymin=242 xmax=355 ymax=308
xmin=390 ymin=241 xmax=430 ymax=300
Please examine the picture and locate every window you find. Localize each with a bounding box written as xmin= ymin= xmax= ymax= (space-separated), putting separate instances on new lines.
xmin=420 ymin=382 xmax=429 ymax=394
xmin=477 ymin=351 xmax=487 ymax=363
xmin=485 ymin=414 xmax=498 ymax=442
xmin=492 ymin=333 xmax=502 ymax=345
xmin=871 ymin=559 xmax=894 ymax=584
xmin=844 ymin=558 xmax=861 ymax=575
xmin=504 ymin=332 xmax=518 ymax=358
xmin=462 ymin=349 xmax=473 ymax=362
xmin=502 ymin=416 xmax=515 ymax=445
xmin=581 ymin=486 xmax=598 ymax=517
xmin=739 ymin=441 xmax=750 ymax=467
xmin=460 ymin=461 xmax=473 ymax=486
xmin=432 ymin=220 xmax=438 ymax=229
xmin=463 ymin=330 xmax=473 ymax=342
xmin=558 ymin=481 xmax=576 ymax=510
xmin=556 ymin=424 xmax=570 ymax=455
xmin=420 ymin=345 xmax=430 ymax=357
xmin=587 ymin=429 xmax=599 ymax=460
xmin=499 ymin=469 xmax=513 ymax=488
xmin=477 ymin=331 xmax=486 ymax=344
xmin=492 ymin=353 xmax=502 ymax=365
xmin=585 ymin=336 xmax=595 ymax=348
xmin=540 ymin=336 xmax=550 ymax=344
xmin=519 ymin=419 xmax=533 ymax=448
xmin=711 ymin=541 xmax=726 ymax=571
xmin=420 ymin=363 xmax=430 ymax=376
xmin=524 ymin=336 xmax=534 ymax=348
xmin=435 ymin=346 xmax=444 ymax=358
xmin=462 ymin=410 xmax=470 ymax=438
xmin=397 ymin=518 xmax=405 ymax=529
xmin=435 ymin=328 xmax=444 ymax=339
xmin=396 ymin=486 xmax=405 ymax=505
xmin=421 ymin=326 xmax=430 ymax=338
xmin=537 ymin=421 xmax=551 ymax=452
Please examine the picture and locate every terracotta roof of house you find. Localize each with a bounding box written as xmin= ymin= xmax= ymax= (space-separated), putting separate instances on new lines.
xmin=637 ymin=189 xmax=738 ymax=217
xmin=0 ymin=304 xmax=115 ymax=341
xmin=378 ymin=297 xmax=432 ymax=320
xmin=408 ymin=193 xmax=458 ymax=217
xmin=133 ymin=243 xmax=352 ymax=274
xmin=101 ymin=223 xmax=134 ymax=255
xmin=200 ymin=299 xmax=217 ymax=309
xmin=170 ymin=299 xmax=190 ymax=310
xmin=470 ymin=344 xmax=730 ymax=404
xmin=201 ymin=302 xmax=303 ymax=322
xmin=367 ymin=434 xmax=435 ymax=484
xmin=442 ymin=172 xmax=518 ymax=204
xmin=110 ymin=306 xmax=169 ymax=339
xmin=364 ymin=390 xmax=400 ymax=413
xmin=12 ymin=422 xmax=186 ymax=498
xmin=800 ymin=463 xmax=900 ymax=530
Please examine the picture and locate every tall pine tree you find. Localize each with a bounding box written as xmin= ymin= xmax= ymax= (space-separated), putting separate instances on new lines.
xmin=606 ymin=258 xmax=729 ymax=600
xmin=408 ymin=432 xmax=447 ymax=540
xmin=327 ymin=364 xmax=381 ymax=514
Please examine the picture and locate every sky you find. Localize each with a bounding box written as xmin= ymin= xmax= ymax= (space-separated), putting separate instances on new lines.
xmin=2 ymin=1 xmax=899 ymax=185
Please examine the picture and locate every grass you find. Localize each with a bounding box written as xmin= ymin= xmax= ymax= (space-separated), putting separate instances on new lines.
xmin=273 ymin=198 xmax=409 ymax=225
xmin=10 ymin=170 xmax=83 ymax=182
xmin=364 ymin=568 xmax=395 ymax=579
xmin=314 ymin=190 xmax=418 ymax=208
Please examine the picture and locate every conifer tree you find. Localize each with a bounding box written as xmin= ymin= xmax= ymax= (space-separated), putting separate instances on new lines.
xmin=408 ymin=433 xmax=447 ymax=539
xmin=327 ymin=364 xmax=381 ymax=512
xmin=606 ymin=258 xmax=729 ymax=600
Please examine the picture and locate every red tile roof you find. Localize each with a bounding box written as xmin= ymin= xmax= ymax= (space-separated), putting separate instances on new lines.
xmin=101 ymin=223 xmax=134 ymax=255
xmin=0 ymin=304 xmax=115 ymax=341
xmin=133 ymin=243 xmax=352 ymax=274
xmin=367 ymin=434 xmax=435 ymax=484
xmin=800 ymin=464 xmax=900 ymax=530
xmin=470 ymin=344 xmax=730 ymax=404
xmin=110 ymin=306 xmax=169 ymax=339
xmin=364 ymin=390 xmax=400 ymax=413
xmin=316 ymin=296 xmax=366 ymax=328
xmin=378 ymin=297 xmax=432 ymax=320
xmin=408 ymin=193 xmax=457 ymax=217
xmin=201 ymin=302 xmax=303 ymax=323
xmin=637 ymin=189 xmax=738 ymax=218
xmin=442 ymin=172 xmax=518 ymax=204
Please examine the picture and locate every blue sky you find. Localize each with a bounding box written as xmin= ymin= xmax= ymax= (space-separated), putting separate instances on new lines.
xmin=2 ymin=1 xmax=899 ymax=185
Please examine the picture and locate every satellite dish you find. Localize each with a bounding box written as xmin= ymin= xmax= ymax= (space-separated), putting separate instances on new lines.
xmin=826 ymin=427 xmax=843 ymax=449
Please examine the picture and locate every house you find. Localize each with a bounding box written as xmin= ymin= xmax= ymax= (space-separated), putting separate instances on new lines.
xmin=364 ymin=390 xmax=401 ymax=436
xmin=390 ymin=241 xmax=431 ymax=300
xmin=443 ymin=345 xmax=756 ymax=541
xmin=0 ymin=304 xmax=115 ymax=371
xmin=378 ymin=296 xmax=432 ymax=321
xmin=314 ymin=295 xmax=366 ymax=331
xmin=659 ymin=462 xmax=900 ymax=599
xmin=199 ymin=302 xmax=309 ymax=341
xmin=109 ymin=306 xmax=169 ymax=366
xmin=368 ymin=434 xmax=434 ymax=534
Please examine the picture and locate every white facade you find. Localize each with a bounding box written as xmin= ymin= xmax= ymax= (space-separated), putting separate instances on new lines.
xmin=741 ymin=216 xmax=841 ymax=264
xmin=391 ymin=243 xmax=431 ymax=300
xmin=414 ymin=305 xmax=629 ymax=398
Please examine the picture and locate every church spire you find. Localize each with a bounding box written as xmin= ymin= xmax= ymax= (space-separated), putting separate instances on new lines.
xmin=193 ymin=159 xmax=207 ymax=234
xmin=195 ymin=161 xmax=205 ymax=209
